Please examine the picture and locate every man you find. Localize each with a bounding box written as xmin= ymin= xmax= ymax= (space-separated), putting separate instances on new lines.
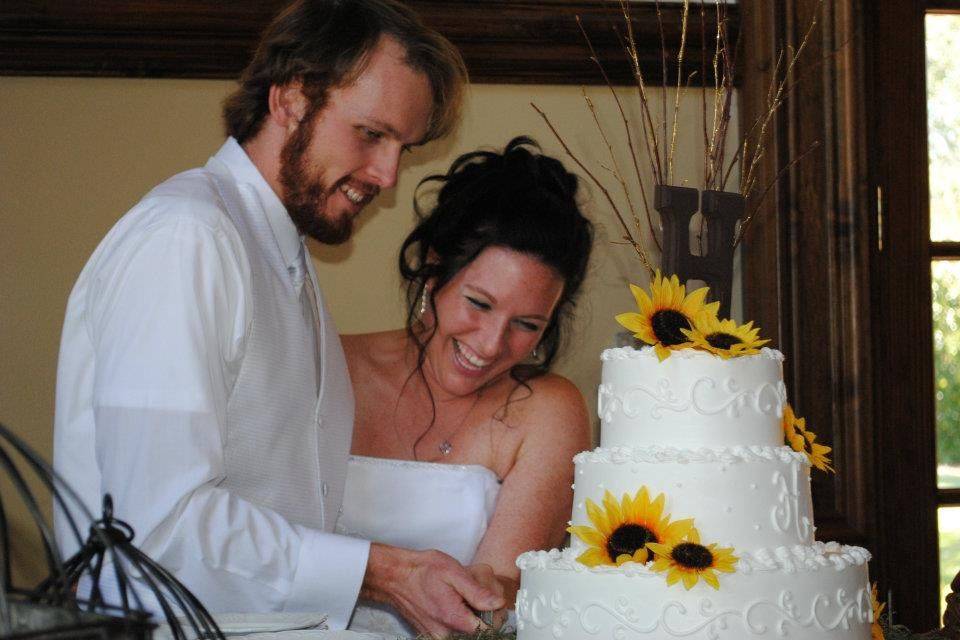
xmin=52 ymin=1 xmax=504 ymax=636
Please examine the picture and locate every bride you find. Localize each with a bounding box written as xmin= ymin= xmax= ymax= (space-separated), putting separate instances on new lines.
xmin=337 ymin=137 xmax=594 ymax=637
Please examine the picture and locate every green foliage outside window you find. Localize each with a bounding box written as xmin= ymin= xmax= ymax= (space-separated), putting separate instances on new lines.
xmin=934 ymin=263 xmax=960 ymax=466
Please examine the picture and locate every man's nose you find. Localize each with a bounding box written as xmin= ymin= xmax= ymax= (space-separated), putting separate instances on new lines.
xmin=366 ymin=146 xmax=402 ymax=189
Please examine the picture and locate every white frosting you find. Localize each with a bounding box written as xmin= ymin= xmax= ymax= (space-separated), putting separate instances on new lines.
xmin=570 ymin=445 xmax=815 ymax=550
xmin=515 ymin=545 xmax=872 ymax=639
xmin=598 ymin=347 xmax=786 ymax=448
xmin=515 ymin=347 xmax=871 ymax=640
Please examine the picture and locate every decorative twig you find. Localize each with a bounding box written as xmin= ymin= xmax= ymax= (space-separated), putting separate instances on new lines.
xmin=668 ymin=0 xmax=691 ymax=185
xmin=531 ymin=102 xmax=656 ymax=277
xmin=733 ymin=140 xmax=822 ymax=247
xmin=577 ymin=16 xmax=661 ymax=251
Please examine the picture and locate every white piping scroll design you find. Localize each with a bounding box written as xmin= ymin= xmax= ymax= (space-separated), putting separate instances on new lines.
xmin=771 ymin=463 xmax=813 ymax=542
xmin=598 ymin=378 xmax=787 ymax=421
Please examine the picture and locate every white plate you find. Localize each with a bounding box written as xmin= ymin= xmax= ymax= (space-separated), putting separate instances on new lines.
xmin=210 ymin=612 xmax=329 ymax=634
xmin=237 ymin=632 xmax=390 ymax=640
xmin=153 ymin=612 xmax=330 ymax=639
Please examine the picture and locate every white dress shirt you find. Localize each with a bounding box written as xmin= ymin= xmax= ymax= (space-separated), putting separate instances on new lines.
xmin=53 ymin=139 xmax=368 ymax=627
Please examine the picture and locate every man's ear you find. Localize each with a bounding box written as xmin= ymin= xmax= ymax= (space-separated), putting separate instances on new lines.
xmin=267 ymin=82 xmax=308 ymax=133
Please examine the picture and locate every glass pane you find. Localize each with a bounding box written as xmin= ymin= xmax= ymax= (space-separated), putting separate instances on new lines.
xmin=935 ymin=261 xmax=960 ymax=488
xmin=926 ymin=14 xmax=960 ymax=242
xmin=941 ymin=507 xmax=960 ymax=616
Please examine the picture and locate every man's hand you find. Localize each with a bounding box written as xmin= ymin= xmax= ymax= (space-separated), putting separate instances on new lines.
xmin=360 ymin=543 xmax=505 ymax=638
xmin=465 ymin=563 xmax=510 ymax=631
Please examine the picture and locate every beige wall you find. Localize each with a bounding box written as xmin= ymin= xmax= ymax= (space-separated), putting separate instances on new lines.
xmin=0 ymin=76 xmax=737 ymax=583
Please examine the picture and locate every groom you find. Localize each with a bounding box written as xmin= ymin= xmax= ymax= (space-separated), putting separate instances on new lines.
xmin=52 ymin=0 xmax=504 ymax=636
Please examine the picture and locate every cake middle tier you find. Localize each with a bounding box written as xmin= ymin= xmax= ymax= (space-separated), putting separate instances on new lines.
xmin=571 ymin=446 xmax=815 ymax=552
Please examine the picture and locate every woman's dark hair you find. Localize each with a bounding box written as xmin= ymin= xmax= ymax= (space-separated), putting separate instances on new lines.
xmin=222 ymin=0 xmax=467 ymax=144
xmin=400 ymin=136 xmax=594 ymax=388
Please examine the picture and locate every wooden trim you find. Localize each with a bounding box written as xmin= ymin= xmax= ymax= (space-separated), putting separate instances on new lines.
xmin=927 ymin=1 xmax=960 ymax=13
xmin=869 ymin=0 xmax=940 ymax=629
xmin=741 ymin=0 xmax=938 ymax=628
xmin=0 ymin=1 xmax=738 ymax=85
xmin=932 ymin=241 xmax=960 ymax=258
xmin=740 ymin=0 xmax=875 ymax=546
xmin=938 ymin=488 xmax=960 ymax=505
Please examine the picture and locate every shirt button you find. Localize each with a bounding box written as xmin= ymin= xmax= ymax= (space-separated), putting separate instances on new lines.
xmin=321 ymin=482 xmax=329 ymax=497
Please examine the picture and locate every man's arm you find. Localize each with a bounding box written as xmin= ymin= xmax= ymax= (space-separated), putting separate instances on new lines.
xmin=79 ymin=206 xmax=368 ymax=625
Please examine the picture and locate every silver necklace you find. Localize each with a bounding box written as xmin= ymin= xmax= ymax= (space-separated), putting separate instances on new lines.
xmin=434 ymin=396 xmax=480 ymax=456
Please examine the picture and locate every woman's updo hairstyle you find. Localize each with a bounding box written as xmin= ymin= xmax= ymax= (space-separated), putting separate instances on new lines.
xmin=400 ymin=136 xmax=593 ymax=384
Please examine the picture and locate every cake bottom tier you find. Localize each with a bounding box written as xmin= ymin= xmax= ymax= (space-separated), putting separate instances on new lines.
xmin=515 ymin=544 xmax=872 ymax=640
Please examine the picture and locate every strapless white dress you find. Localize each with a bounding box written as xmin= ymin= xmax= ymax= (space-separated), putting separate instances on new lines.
xmin=335 ymin=455 xmax=502 ymax=638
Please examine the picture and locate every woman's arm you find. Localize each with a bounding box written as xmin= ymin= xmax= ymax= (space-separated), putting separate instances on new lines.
xmin=470 ymin=374 xmax=592 ymax=602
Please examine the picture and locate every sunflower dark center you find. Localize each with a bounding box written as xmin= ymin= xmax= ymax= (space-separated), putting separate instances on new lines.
xmin=606 ymin=524 xmax=658 ymax=561
xmin=671 ymin=542 xmax=714 ymax=570
xmin=651 ymin=310 xmax=691 ymax=346
xmin=706 ymin=332 xmax=741 ymax=350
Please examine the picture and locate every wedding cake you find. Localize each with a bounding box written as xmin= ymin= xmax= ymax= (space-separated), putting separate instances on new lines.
xmin=514 ymin=276 xmax=874 ymax=639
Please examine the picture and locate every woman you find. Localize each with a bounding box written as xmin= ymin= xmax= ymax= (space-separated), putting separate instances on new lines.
xmin=338 ymin=137 xmax=593 ymax=636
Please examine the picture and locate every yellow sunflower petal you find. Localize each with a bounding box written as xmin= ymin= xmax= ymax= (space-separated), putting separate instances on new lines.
xmin=662 ymin=518 xmax=697 ymax=542
xmin=616 ymin=553 xmax=634 ymax=566
xmin=628 ymin=282 xmax=654 ymax=314
xmin=701 ymin=569 xmax=721 ymax=590
xmin=645 ymin=542 xmax=670 ymax=558
xmin=654 ymin=343 xmax=672 ymax=361
xmin=665 ymin=569 xmax=683 ymax=586
xmin=615 ymin=312 xmax=647 ymax=335
xmin=681 ymin=571 xmax=699 ymax=590
xmin=682 ymin=286 xmax=711 ymax=315
xmin=576 ymin=547 xmax=609 ymax=567
xmin=585 ymin=499 xmax=612 ymax=537
xmin=602 ymin=490 xmax=623 ymax=524
xmin=567 ymin=525 xmax=605 ymax=548
xmin=632 ymin=547 xmax=650 ymax=564
xmin=650 ymin=556 xmax=672 ymax=572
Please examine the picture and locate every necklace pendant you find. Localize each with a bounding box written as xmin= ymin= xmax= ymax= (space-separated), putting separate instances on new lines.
xmin=438 ymin=440 xmax=453 ymax=456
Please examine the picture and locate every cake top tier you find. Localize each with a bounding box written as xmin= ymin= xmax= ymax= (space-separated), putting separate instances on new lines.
xmin=601 ymin=345 xmax=784 ymax=363
xmin=598 ymin=345 xmax=787 ymax=448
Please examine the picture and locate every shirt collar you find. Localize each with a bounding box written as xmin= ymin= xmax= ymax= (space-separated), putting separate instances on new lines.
xmin=211 ymin=137 xmax=303 ymax=273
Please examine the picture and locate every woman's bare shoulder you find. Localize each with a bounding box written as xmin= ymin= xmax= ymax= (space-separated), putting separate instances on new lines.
xmin=508 ymin=373 xmax=592 ymax=450
xmin=341 ymin=330 xmax=405 ymax=366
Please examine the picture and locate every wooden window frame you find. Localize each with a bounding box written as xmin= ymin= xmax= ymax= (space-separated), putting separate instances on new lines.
xmin=8 ymin=0 xmax=948 ymax=631
xmin=0 ymin=1 xmax=734 ymax=86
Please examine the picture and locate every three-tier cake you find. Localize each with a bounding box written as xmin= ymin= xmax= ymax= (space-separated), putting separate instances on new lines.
xmin=514 ymin=279 xmax=873 ymax=639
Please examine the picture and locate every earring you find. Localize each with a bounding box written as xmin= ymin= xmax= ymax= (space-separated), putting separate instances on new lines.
xmin=531 ymin=345 xmax=540 ymax=359
xmin=418 ymin=287 xmax=429 ymax=316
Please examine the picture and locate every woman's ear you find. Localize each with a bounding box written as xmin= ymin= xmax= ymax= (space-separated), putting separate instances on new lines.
xmin=267 ymin=82 xmax=308 ymax=133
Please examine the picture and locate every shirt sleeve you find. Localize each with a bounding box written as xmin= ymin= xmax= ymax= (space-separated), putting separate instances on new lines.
xmin=86 ymin=204 xmax=368 ymax=624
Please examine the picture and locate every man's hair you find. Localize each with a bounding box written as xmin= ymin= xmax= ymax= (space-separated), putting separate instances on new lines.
xmin=223 ymin=0 xmax=467 ymax=144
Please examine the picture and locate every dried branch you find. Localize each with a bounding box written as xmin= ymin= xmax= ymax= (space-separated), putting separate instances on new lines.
xmin=733 ymin=140 xmax=822 ymax=247
xmin=668 ymin=0 xmax=691 ymax=185
xmin=577 ymin=16 xmax=661 ymax=251
xmin=582 ymin=89 xmax=643 ymax=239
xmin=531 ymin=102 xmax=656 ymax=277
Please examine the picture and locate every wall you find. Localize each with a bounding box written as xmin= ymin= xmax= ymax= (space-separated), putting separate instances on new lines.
xmin=0 ymin=76 xmax=738 ymax=583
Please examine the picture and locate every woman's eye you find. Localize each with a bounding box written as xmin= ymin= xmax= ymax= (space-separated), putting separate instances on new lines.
xmin=466 ymin=296 xmax=490 ymax=310
xmin=516 ymin=320 xmax=541 ymax=332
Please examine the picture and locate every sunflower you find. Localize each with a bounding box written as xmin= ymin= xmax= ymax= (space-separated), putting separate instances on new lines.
xmin=567 ymin=487 xmax=695 ymax=567
xmin=680 ymin=312 xmax=769 ymax=359
xmin=782 ymin=403 xmax=835 ymax=473
xmin=615 ymin=272 xmax=720 ymax=361
xmin=870 ymin=583 xmax=886 ymax=639
xmin=646 ymin=528 xmax=738 ymax=590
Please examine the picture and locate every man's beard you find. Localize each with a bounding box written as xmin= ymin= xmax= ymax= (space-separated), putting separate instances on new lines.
xmin=278 ymin=113 xmax=354 ymax=245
